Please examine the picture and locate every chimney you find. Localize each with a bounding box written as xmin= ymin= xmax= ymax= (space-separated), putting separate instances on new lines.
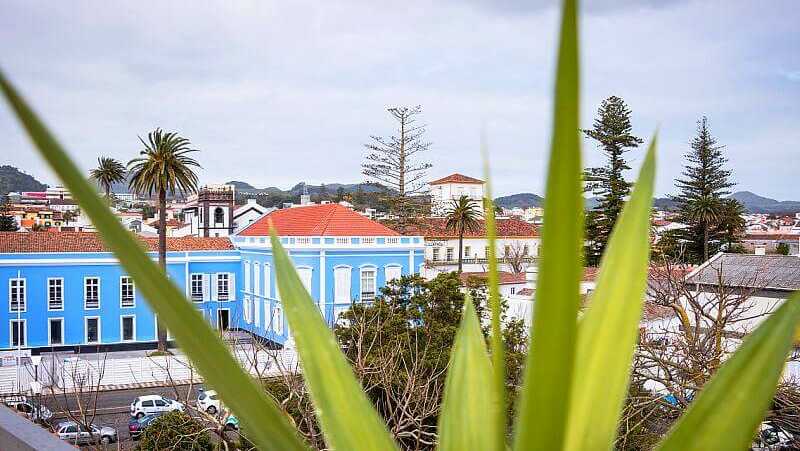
xmin=754 ymin=245 xmax=766 ymax=255
xmin=246 ymin=198 xmax=257 ymax=206
xmin=525 ymin=265 xmax=538 ymax=289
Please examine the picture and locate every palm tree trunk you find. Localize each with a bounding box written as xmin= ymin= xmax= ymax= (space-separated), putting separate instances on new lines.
xmin=157 ymin=188 xmax=168 ymax=352
xmin=457 ymin=232 xmax=464 ymax=273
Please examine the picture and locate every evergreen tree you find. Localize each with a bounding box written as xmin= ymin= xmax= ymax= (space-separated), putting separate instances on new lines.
xmin=582 ymin=96 xmax=643 ymax=265
xmin=0 ymin=196 xmax=19 ymax=231
xmin=673 ymin=116 xmax=742 ymax=263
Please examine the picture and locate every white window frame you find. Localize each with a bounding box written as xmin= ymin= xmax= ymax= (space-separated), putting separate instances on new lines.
xmin=360 ymin=266 xmax=377 ymax=302
xmin=217 ymin=273 xmax=231 ymax=301
xmin=253 ymin=262 xmax=261 ymax=298
xmin=84 ymin=277 xmax=100 ymax=309
xmin=385 ymin=264 xmax=402 ymax=283
xmin=273 ymin=305 xmax=284 ymax=334
xmin=333 ymin=265 xmax=352 ymax=303
xmin=47 ymin=278 xmax=64 ymax=311
xmin=263 ymin=264 xmax=271 ymax=299
xmin=48 ymin=317 xmax=64 ymax=346
xmin=297 ymin=266 xmax=313 ymax=296
xmin=9 ymin=278 xmax=26 ymax=313
xmin=85 ymin=316 xmax=101 ymax=344
xmin=190 ymin=273 xmax=204 ymax=302
xmin=120 ymin=276 xmax=135 ymax=308
xmin=431 ymin=248 xmax=440 ymax=262
xmin=244 ymin=260 xmax=251 ymax=293
xmin=9 ymin=319 xmax=26 ymax=348
xmin=446 ymin=247 xmax=454 ymax=262
xmin=120 ymin=315 xmax=136 ymax=342
xmin=464 ymin=245 xmax=471 ymax=258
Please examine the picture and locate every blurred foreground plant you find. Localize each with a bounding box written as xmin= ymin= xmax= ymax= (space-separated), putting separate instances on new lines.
xmin=2 ymin=0 xmax=799 ymax=449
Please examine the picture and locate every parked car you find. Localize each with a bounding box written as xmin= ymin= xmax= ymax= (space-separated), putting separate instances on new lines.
xmin=54 ymin=421 xmax=117 ymax=445
xmin=4 ymin=396 xmax=53 ymax=422
xmin=130 ymin=395 xmax=184 ymax=418
xmin=197 ymin=389 xmax=222 ymax=414
xmin=224 ymin=414 xmax=240 ymax=431
xmin=751 ymin=422 xmax=795 ymax=450
xmin=128 ymin=413 xmax=163 ymax=440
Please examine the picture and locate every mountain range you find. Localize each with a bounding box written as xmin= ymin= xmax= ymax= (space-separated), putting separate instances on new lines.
xmin=1 ymin=166 xmax=798 ymax=214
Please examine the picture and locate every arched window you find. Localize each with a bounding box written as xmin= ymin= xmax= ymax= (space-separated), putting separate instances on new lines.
xmin=214 ymin=207 xmax=225 ymax=224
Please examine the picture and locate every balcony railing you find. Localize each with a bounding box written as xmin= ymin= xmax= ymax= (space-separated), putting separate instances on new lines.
xmin=426 ymin=257 xmax=539 ymax=267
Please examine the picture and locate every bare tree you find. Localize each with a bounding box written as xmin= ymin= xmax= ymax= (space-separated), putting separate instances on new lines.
xmin=363 ymin=106 xmax=433 ymax=231
xmin=504 ymin=241 xmax=532 ymax=274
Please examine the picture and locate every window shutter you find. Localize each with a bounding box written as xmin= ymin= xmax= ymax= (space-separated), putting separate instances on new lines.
xmin=228 ymin=272 xmax=236 ymax=300
xmin=211 ymin=274 xmax=218 ymax=301
xmin=334 ymin=267 xmax=351 ymax=303
xmin=264 ymin=266 xmax=271 ymax=298
xmin=203 ymin=274 xmax=211 ymax=302
xmin=386 ymin=266 xmax=402 ymax=282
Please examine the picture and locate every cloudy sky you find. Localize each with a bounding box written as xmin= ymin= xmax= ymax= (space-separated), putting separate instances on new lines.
xmin=1 ymin=0 xmax=798 ymax=199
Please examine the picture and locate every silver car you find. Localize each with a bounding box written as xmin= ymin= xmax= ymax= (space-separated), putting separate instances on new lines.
xmin=55 ymin=421 xmax=117 ymax=445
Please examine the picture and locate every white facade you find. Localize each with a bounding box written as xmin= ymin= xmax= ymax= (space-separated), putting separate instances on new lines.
xmin=429 ymin=174 xmax=485 ymax=216
xmin=233 ymin=199 xmax=273 ymax=233
xmin=423 ymin=236 xmax=540 ymax=277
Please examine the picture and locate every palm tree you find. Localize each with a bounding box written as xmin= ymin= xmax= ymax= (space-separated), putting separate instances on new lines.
xmin=688 ymin=195 xmax=721 ymax=262
xmin=128 ymin=129 xmax=201 ymax=352
xmin=445 ymin=195 xmax=482 ymax=273
xmin=89 ymin=157 xmax=126 ymax=201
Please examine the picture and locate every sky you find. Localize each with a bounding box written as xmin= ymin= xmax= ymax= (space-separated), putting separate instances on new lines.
xmin=1 ymin=0 xmax=798 ymax=199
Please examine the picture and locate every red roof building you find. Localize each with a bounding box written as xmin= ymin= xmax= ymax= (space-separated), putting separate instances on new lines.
xmin=399 ymin=218 xmax=538 ymax=238
xmin=238 ymin=203 xmax=400 ymax=237
xmin=0 ymin=231 xmax=234 ymax=253
xmin=429 ymin=173 xmax=485 ymax=185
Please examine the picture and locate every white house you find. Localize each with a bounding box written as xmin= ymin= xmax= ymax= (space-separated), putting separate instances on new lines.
xmin=398 ymin=217 xmax=540 ymax=277
xmin=233 ymin=199 xmax=273 ymax=233
xmin=429 ymin=173 xmax=485 ymax=217
xmin=182 ymin=185 xmax=236 ymax=237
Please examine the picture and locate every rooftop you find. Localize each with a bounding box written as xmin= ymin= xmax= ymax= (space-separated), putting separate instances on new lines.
xmin=429 ymin=173 xmax=484 ymax=185
xmin=459 ymin=271 xmax=527 ymax=285
xmin=686 ymin=253 xmax=800 ymax=291
xmin=399 ymin=217 xmax=538 ymax=238
xmin=0 ymin=231 xmax=234 ymax=253
xmin=238 ymin=203 xmax=400 ymax=237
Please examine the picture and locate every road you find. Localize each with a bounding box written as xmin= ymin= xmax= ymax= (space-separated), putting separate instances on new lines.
xmin=43 ymin=383 xmax=212 ymax=449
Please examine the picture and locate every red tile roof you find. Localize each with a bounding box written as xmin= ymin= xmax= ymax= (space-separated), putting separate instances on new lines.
xmin=459 ymin=271 xmax=527 ymax=285
xmin=238 ymin=203 xmax=400 ymax=237
xmin=399 ymin=218 xmax=538 ymax=238
xmin=150 ymin=219 xmax=186 ymax=228
xmin=429 ymin=173 xmax=484 ymax=185
xmin=0 ymin=232 xmax=234 ymax=253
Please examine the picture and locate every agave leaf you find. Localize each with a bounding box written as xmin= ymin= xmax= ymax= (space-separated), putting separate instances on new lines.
xmin=269 ymin=231 xmax=399 ymax=451
xmin=0 ymin=71 xmax=307 ymax=451
xmin=513 ymin=0 xmax=582 ymax=448
xmin=563 ymin=138 xmax=657 ymax=450
xmin=481 ymin=130 xmax=507 ymax=450
xmin=438 ymin=295 xmax=501 ymax=451
xmin=657 ymin=292 xmax=800 ymax=451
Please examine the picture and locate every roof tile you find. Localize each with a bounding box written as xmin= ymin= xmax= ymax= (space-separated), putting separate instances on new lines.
xmin=0 ymin=231 xmax=234 ymax=253
xmin=429 ymin=173 xmax=484 ymax=185
xmin=238 ymin=203 xmax=400 ymax=237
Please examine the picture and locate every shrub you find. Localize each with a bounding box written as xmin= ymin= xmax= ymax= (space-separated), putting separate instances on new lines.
xmin=136 ymin=411 xmax=213 ymax=451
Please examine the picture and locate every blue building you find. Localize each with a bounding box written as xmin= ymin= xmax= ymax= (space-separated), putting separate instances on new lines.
xmin=0 ymin=204 xmax=424 ymax=352
xmin=232 ymin=203 xmax=425 ymax=344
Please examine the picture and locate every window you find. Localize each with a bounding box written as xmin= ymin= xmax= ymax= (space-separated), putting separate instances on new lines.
xmin=464 ymin=246 xmax=471 ymax=258
xmin=360 ymin=268 xmax=376 ymax=301
xmin=510 ymin=287 xmax=516 ymax=295
xmin=155 ymin=399 xmax=167 ymax=407
xmin=121 ymin=316 xmax=135 ymax=341
xmin=217 ymin=273 xmax=230 ymax=301
xmin=263 ymin=264 xmax=271 ymax=298
xmin=85 ymin=317 xmax=100 ymax=344
xmin=244 ymin=260 xmax=251 ymax=292
xmin=9 ymin=278 xmax=25 ymax=312
xmin=334 ymin=266 xmax=351 ymax=303
xmin=244 ymin=296 xmax=251 ymax=323
xmin=523 ymin=245 xmax=529 ymax=256
xmin=120 ymin=277 xmax=135 ymax=307
xmin=84 ymin=277 xmax=100 ymax=309
xmin=48 ymin=278 xmax=64 ymax=310
xmin=385 ymin=266 xmax=402 ymax=283
xmin=214 ymin=207 xmax=225 ymax=224
xmin=10 ymin=320 xmax=26 ymax=347
xmin=190 ymin=274 xmax=204 ymax=302
xmin=49 ymin=318 xmax=63 ymax=345
xmin=504 ymin=245 xmax=511 ymax=257
xmin=253 ymin=263 xmax=261 ymax=297
xmin=446 ymin=247 xmax=454 ymax=262
xmin=432 ymin=248 xmax=440 ymax=261
xmin=273 ymin=306 xmax=284 ymax=334
xmin=298 ymin=267 xmax=312 ymax=295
